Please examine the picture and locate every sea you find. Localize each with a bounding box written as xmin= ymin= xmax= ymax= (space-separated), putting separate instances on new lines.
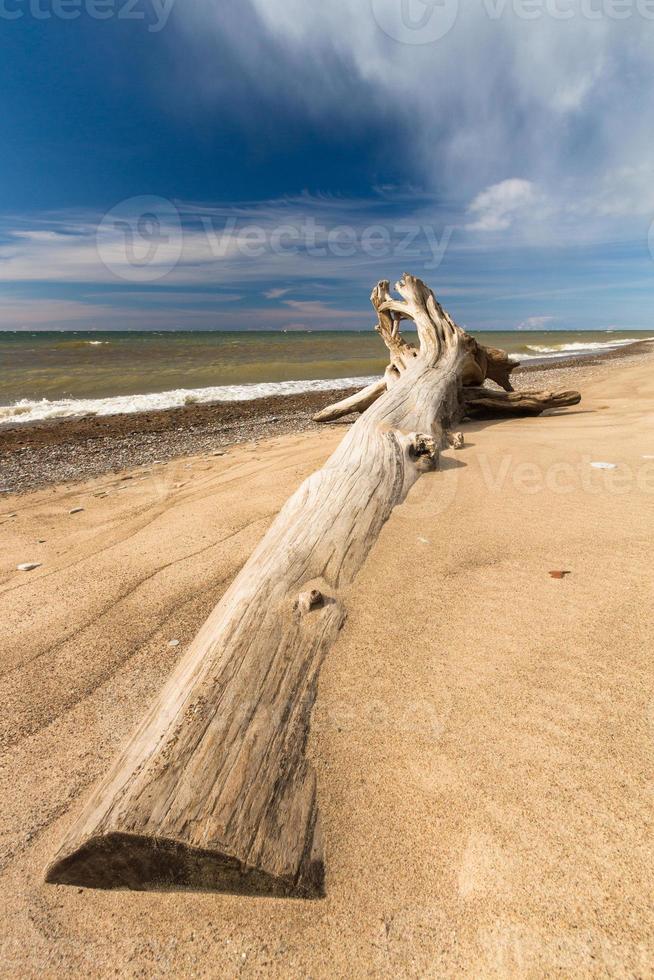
xmin=1 ymin=329 xmax=652 ymax=426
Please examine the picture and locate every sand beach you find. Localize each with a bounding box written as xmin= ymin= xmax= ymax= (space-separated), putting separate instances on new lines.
xmin=1 ymin=350 xmax=653 ymax=976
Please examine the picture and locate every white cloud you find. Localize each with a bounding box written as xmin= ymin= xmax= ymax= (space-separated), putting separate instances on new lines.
xmin=466 ymin=179 xmax=538 ymax=232
xmin=264 ymin=287 xmax=291 ymax=299
xmin=516 ymin=315 xmax=555 ymax=331
xmin=282 ymin=299 xmax=346 ymax=316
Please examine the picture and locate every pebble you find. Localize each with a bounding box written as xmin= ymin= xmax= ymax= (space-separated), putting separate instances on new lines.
xmin=168 ymin=639 xmax=180 ymax=647
xmin=590 ymin=461 xmax=616 ymax=470
xmin=69 ymin=507 xmax=85 ymax=514
xmin=37 ymin=538 xmax=46 ymax=543
xmin=0 ymin=397 xmax=325 ymax=494
xmin=17 ymin=562 xmax=41 ymax=571
xmin=2 ymin=357 xmax=631 ymax=496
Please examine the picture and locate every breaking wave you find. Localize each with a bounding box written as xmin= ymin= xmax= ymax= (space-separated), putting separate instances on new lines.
xmin=0 ymin=375 xmax=379 ymax=426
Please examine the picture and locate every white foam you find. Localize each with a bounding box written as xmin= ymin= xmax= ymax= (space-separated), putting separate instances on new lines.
xmin=517 ymin=337 xmax=654 ymax=360
xmin=0 ymin=375 xmax=380 ymax=426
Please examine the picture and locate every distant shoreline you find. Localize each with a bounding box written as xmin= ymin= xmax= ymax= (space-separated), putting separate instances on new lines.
xmin=2 ymin=339 xmax=653 ymax=495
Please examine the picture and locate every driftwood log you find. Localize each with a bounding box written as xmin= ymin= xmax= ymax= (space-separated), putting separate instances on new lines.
xmin=46 ymin=275 xmax=580 ymax=898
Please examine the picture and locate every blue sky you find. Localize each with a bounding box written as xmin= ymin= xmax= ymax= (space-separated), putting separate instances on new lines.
xmin=1 ymin=0 xmax=654 ymax=331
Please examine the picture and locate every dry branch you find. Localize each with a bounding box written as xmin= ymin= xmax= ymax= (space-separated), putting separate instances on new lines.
xmin=462 ymin=386 xmax=581 ymax=418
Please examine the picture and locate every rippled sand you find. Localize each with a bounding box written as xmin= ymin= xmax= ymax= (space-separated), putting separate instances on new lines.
xmin=1 ymin=352 xmax=653 ymax=976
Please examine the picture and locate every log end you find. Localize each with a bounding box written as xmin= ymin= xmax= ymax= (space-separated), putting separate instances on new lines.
xmin=45 ymin=829 xmax=325 ymax=898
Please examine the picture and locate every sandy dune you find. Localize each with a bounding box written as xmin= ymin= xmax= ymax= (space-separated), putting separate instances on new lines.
xmin=1 ymin=354 xmax=653 ymax=977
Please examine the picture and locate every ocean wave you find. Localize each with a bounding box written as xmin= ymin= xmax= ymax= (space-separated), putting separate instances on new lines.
xmin=0 ymin=375 xmax=379 ymax=426
xmin=516 ymin=337 xmax=654 ymax=360
xmin=51 ymin=339 xmax=111 ymax=350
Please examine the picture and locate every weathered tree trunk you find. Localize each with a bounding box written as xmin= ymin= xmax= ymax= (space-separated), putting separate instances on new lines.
xmin=46 ymin=275 xmax=467 ymax=897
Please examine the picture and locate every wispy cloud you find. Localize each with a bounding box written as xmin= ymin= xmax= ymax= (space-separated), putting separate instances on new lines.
xmin=1 ymin=181 xmax=654 ymax=332
xmin=282 ymin=299 xmax=350 ymax=317
xmin=0 ymin=298 xmax=117 ymax=330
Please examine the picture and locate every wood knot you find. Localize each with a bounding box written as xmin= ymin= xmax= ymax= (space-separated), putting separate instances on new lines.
xmin=407 ymin=433 xmax=439 ymax=471
xmin=447 ymin=431 xmax=464 ymax=450
xmin=295 ymin=589 xmax=324 ymax=615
